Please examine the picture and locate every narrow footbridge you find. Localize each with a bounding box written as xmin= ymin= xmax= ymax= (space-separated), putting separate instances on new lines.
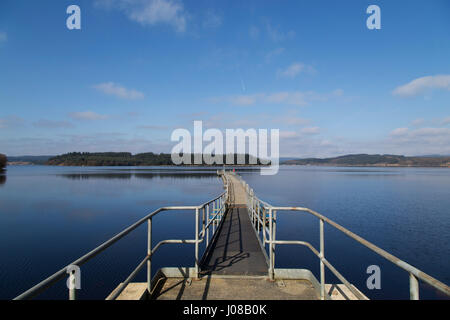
xmin=15 ymin=171 xmax=450 ymax=300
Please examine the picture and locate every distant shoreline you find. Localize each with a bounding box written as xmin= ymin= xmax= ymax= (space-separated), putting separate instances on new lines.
xmin=281 ymin=163 xmax=450 ymax=168
xmin=5 ymin=153 xmax=450 ymax=168
xmin=6 ymin=162 xmax=450 ymax=168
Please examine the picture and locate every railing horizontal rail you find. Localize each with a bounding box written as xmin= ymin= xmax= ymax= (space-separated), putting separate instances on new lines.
xmin=231 ymin=171 xmax=450 ymax=300
xmin=107 ymin=238 xmax=201 ymax=300
xmin=272 ymin=240 xmax=366 ymax=300
xmin=14 ymin=181 xmax=229 ymax=300
xmin=269 ymin=206 xmax=450 ymax=297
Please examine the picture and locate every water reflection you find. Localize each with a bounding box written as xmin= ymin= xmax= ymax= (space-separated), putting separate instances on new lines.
xmin=58 ymin=172 xmax=217 ymax=180
xmin=0 ymin=170 xmax=6 ymax=186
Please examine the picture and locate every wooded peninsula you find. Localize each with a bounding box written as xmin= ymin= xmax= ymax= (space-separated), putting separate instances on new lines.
xmin=45 ymin=152 xmax=266 ymax=166
xmin=283 ymin=154 xmax=450 ymax=167
xmin=0 ymin=154 xmax=7 ymax=169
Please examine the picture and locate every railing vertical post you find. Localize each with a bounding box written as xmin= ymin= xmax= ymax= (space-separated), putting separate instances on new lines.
xmin=262 ymin=206 xmax=266 ymax=245
xmin=257 ymin=201 xmax=260 ymax=234
xmin=147 ymin=218 xmax=152 ymax=295
xmin=269 ymin=208 xmax=274 ymax=280
xmin=273 ymin=210 xmax=276 ymax=278
xmin=253 ymin=194 xmax=256 ymax=226
xmin=202 ymin=207 xmax=205 ymax=240
xmin=206 ymin=204 xmax=209 ymax=247
xmin=69 ymin=270 xmax=76 ymax=300
xmin=410 ymin=273 xmax=419 ymax=300
xmin=320 ymin=219 xmax=325 ymax=300
xmin=195 ymin=207 xmax=199 ymax=279
xmin=250 ymin=191 xmax=254 ymax=225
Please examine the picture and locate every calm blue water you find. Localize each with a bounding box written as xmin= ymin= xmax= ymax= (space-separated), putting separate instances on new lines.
xmin=0 ymin=165 xmax=448 ymax=299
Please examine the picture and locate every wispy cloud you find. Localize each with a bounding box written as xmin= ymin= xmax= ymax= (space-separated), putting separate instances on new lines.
xmin=204 ymin=110 xmax=309 ymax=129
xmin=212 ymin=89 xmax=343 ymax=107
xmin=0 ymin=116 xmax=23 ymax=129
xmin=0 ymin=31 xmax=7 ymax=42
xmin=69 ymin=111 xmax=109 ymax=121
xmin=387 ymin=127 xmax=450 ymax=154
xmin=442 ymin=117 xmax=450 ymax=125
xmin=249 ymin=26 xmax=259 ymax=39
xmin=0 ymin=134 xmax=174 ymax=156
xmin=93 ymin=82 xmax=145 ymax=100
xmin=94 ymin=0 xmax=188 ymax=32
xmin=33 ymin=119 xmax=74 ymax=129
xmin=393 ymin=75 xmax=450 ymax=97
xmin=230 ymin=95 xmax=260 ymax=106
xmin=301 ymin=126 xmax=321 ymax=135
xmin=265 ymin=47 xmax=285 ymax=63
xmin=266 ymin=23 xmax=295 ymax=42
xmin=277 ymin=62 xmax=315 ymax=78
xmin=390 ymin=127 xmax=409 ymax=136
xmin=203 ymin=10 xmax=222 ymax=29
xmin=411 ymin=118 xmax=425 ymax=127
xmin=137 ymin=125 xmax=169 ymax=130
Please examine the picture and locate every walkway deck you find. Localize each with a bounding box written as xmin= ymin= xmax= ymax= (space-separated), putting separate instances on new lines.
xmin=110 ymin=171 xmax=364 ymax=300
xmin=151 ymin=173 xmax=318 ymax=300
xmin=200 ymin=174 xmax=268 ymax=275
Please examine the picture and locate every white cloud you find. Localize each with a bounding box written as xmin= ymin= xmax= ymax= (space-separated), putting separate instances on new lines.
xmin=0 ymin=116 xmax=23 ymax=129
xmin=203 ymin=11 xmax=222 ymax=29
xmin=191 ymin=111 xmax=310 ymax=131
xmin=384 ymin=127 xmax=450 ymax=155
xmin=442 ymin=117 xmax=450 ymax=125
xmin=33 ymin=119 xmax=74 ymax=129
xmin=279 ymin=131 xmax=298 ymax=139
xmin=93 ymin=82 xmax=144 ymax=100
xmin=301 ymin=126 xmax=320 ymax=135
xmin=214 ymin=89 xmax=342 ymax=107
xmin=265 ymin=47 xmax=285 ymax=62
xmin=277 ymin=62 xmax=315 ymax=78
xmin=137 ymin=125 xmax=169 ymax=130
xmin=230 ymin=95 xmax=260 ymax=106
xmin=266 ymin=23 xmax=295 ymax=42
xmin=69 ymin=111 xmax=109 ymax=121
xmin=249 ymin=26 xmax=259 ymax=39
xmin=411 ymin=118 xmax=425 ymax=126
xmin=390 ymin=127 xmax=409 ymax=136
xmin=389 ymin=126 xmax=450 ymax=146
xmin=0 ymin=32 xmax=7 ymax=42
xmin=95 ymin=0 xmax=187 ymax=32
xmin=393 ymin=75 xmax=450 ymax=97
xmin=265 ymin=92 xmax=308 ymax=106
xmin=0 ymin=134 xmax=174 ymax=156
xmin=279 ymin=125 xmax=450 ymax=158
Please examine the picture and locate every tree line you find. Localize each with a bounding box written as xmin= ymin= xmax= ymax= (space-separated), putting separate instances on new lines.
xmin=283 ymin=154 xmax=450 ymax=167
xmin=0 ymin=154 xmax=6 ymax=169
xmin=46 ymin=152 xmax=267 ymax=166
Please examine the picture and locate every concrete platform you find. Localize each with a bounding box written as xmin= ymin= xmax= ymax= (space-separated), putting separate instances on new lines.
xmin=151 ymin=277 xmax=319 ymax=300
xmin=106 ymin=283 xmax=148 ymax=300
xmin=108 ymin=268 xmax=368 ymax=300
xmin=325 ymin=284 xmax=369 ymax=300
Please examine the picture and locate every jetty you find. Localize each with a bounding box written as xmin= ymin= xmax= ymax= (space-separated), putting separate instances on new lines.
xmin=14 ymin=171 xmax=450 ymax=300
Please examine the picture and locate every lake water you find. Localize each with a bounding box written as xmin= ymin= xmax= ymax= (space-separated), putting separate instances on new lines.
xmin=0 ymin=165 xmax=449 ymax=300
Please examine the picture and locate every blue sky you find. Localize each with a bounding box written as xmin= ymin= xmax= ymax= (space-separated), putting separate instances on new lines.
xmin=0 ymin=0 xmax=449 ymax=157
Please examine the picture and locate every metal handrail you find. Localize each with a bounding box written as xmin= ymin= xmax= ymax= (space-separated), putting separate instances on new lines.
xmin=230 ymin=171 xmax=450 ymax=300
xmin=14 ymin=172 xmax=231 ymax=300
